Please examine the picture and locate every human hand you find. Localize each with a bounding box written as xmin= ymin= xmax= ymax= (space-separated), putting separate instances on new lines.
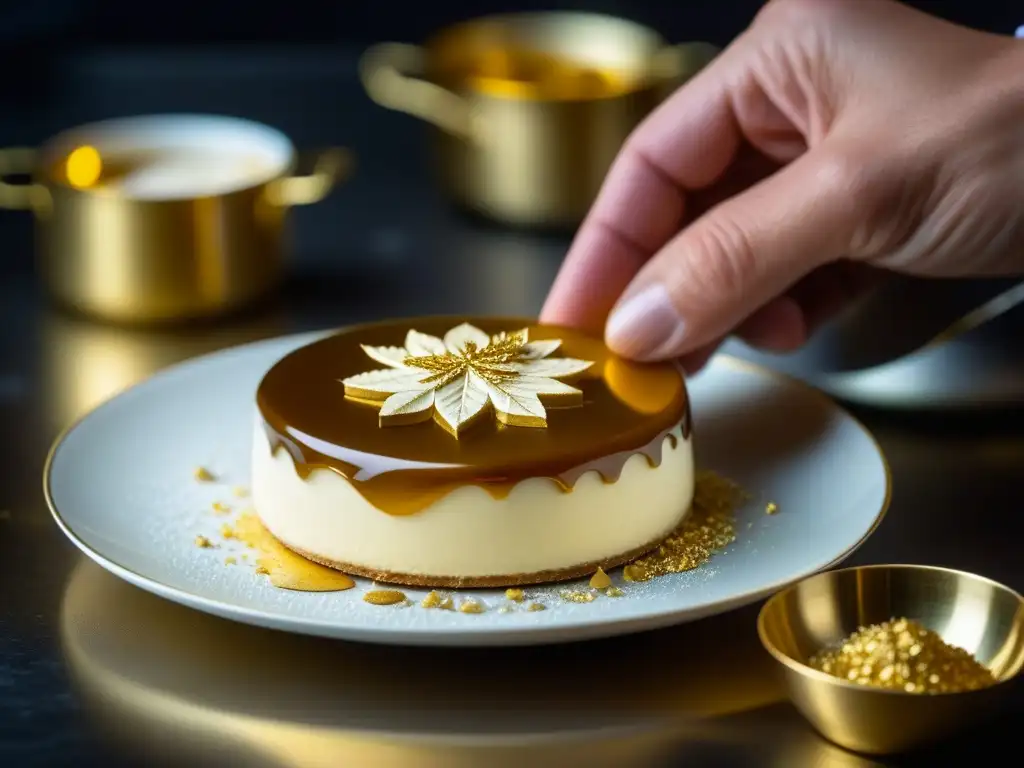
xmin=541 ymin=0 xmax=1024 ymax=371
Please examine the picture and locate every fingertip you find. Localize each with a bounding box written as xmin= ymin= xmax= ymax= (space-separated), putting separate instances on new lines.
xmin=541 ymin=223 xmax=652 ymax=337
xmin=605 ymin=283 xmax=689 ymax=362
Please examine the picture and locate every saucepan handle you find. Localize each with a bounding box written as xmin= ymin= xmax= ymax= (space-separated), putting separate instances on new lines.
xmin=360 ymin=42 xmax=480 ymax=143
xmin=0 ymin=147 xmax=48 ymax=211
xmin=264 ymin=147 xmax=353 ymax=207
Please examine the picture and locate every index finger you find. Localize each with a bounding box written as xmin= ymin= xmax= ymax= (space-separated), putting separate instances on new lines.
xmin=540 ymin=48 xmax=743 ymax=335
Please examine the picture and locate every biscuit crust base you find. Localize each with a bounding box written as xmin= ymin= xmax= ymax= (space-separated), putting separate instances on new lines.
xmin=274 ymin=513 xmax=689 ymax=589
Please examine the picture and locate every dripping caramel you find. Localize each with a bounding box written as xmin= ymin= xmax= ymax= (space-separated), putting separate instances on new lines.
xmin=256 ymin=316 xmax=690 ymax=516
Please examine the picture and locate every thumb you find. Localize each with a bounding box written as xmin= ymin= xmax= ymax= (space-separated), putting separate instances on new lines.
xmin=603 ymin=142 xmax=890 ymax=361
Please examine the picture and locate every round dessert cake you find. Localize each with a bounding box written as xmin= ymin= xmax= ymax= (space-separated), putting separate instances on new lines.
xmin=251 ymin=317 xmax=694 ymax=588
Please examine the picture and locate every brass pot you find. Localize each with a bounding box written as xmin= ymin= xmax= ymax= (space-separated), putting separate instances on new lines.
xmin=361 ymin=12 xmax=717 ymax=230
xmin=0 ymin=114 xmax=351 ymax=324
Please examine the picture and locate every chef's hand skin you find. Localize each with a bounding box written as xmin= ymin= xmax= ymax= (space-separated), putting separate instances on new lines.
xmin=541 ymin=0 xmax=1024 ymax=371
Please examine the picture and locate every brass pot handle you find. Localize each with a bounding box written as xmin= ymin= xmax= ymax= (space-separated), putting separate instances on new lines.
xmin=653 ymin=41 xmax=720 ymax=90
xmin=0 ymin=147 xmax=48 ymax=211
xmin=265 ymin=147 xmax=353 ymax=207
xmin=360 ymin=43 xmax=479 ymax=142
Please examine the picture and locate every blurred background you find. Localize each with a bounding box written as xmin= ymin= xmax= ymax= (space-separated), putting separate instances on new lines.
xmin=1 ymin=0 xmax=1017 ymax=272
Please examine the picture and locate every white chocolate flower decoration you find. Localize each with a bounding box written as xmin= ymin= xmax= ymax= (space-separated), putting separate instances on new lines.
xmin=341 ymin=322 xmax=593 ymax=437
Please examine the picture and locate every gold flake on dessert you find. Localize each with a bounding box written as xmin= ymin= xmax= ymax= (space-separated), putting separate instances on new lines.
xmin=341 ymin=322 xmax=593 ymax=436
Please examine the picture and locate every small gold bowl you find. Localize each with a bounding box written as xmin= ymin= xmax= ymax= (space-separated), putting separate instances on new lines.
xmin=758 ymin=564 xmax=1024 ymax=755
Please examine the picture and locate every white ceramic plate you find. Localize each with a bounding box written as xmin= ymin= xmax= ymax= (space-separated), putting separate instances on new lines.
xmin=45 ymin=331 xmax=890 ymax=647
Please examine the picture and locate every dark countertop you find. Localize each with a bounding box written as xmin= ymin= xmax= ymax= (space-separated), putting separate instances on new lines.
xmin=2 ymin=46 xmax=1023 ymax=768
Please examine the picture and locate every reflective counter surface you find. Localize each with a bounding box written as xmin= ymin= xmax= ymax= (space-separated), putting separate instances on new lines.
xmin=1 ymin=47 xmax=1023 ymax=767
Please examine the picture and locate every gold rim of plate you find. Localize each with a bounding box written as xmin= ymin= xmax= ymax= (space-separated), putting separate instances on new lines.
xmin=41 ymin=328 xmax=893 ymax=618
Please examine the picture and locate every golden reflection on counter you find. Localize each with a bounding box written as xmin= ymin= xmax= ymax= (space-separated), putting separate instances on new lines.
xmin=59 ymin=559 xmax=825 ymax=768
xmin=40 ymin=306 xmax=286 ymax=432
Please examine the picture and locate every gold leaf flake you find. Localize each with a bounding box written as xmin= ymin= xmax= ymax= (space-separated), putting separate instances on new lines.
xmin=342 ymin=368 xmax=431 ymax=401
xmin=434 ymin=372 xmax=489 ymax=436
xmin=360 ymin=344 xmax=409 ymax=368
xmin=508 ymin=375 xmax=582 ymax=405
xmin=443 ymin=322 xmax=490 ymax=353
xmin=510 ymin=357 xmax=592 ymax=379
xmin=405 ymin=330 xmax=446 ymax=357
xmin=340 ymin=322 xmax=594 ymax=438
xmin=379 ymin=388 xmax=435 ymax=426
xmin=480 ymin=378 xmax=547 ymax=428
xmin=519 ymin=339 xmax=561 ymax=359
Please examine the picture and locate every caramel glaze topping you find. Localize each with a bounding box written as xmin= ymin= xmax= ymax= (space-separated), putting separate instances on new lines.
xmin=257 ymin=316 xmax=691 ymax=515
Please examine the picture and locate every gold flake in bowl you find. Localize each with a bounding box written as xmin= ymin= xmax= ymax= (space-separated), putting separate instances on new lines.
xmin=757 ymin=564 xmax=1024 ymax=755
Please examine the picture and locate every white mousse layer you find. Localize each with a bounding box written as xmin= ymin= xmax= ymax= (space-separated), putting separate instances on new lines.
xmin=251 ymin=421 xmax=694 ymax=580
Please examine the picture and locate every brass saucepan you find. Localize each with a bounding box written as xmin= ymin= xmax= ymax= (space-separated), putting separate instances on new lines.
xmin=0 ymin=114 xmax=351 ymax=324
xmin=361 ymin=12 xmax=717 ymax=229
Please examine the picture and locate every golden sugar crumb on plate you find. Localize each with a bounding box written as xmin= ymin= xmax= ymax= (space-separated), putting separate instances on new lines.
xmin=421 ymin=590 xmax=443 ymax=609
xmin=224 ymin=556 xmax=237 ymax=565
xmin=605 ymin=586 xmax=624 ymax=597
xmin=622 ymin=470 xmax=742 ymax=582
xmin=561 ymin=590 xmax=596 ymax=604
xmin=459 ymin=598 xmax=485 ymax=614
xmin=589 ymin=567 xmax=612 ymax=590
xmin=527 ymin=602 xmax=546 ymax=612
xmin=363 ymin=589 xmax=407 ymax=606
xmin=505 ymin=588 xmax=525 ymax=602
xmin=766 ymin=502 xmax=778 ymax=515
xmin=193 ymin=466 xmax=216 ymax=482
xmin=212 ymin=501 xmax=231 ymax=514
xmin=194 ymin=534 xmax=214 ymax=548
xmin=232 ymin=486 xmax=249 ymax=497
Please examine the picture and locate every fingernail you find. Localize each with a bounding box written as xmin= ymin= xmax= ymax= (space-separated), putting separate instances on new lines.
xmin=605 ymin=283 xmax=687 ymax=360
